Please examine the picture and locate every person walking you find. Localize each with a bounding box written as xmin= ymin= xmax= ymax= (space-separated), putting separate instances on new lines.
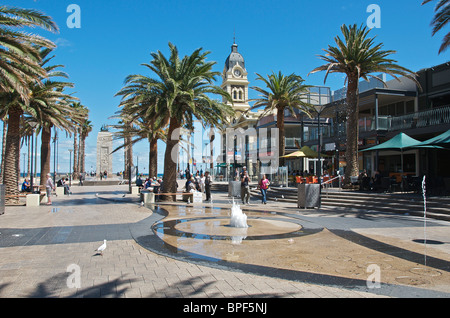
xmin=204 ymin=171 xmax=212 ymax=202
xmin=241 ymin=170 xmax=251 ymax=204
xmin=45 ymin=173 xmax=55 ymax=205
xmin=259 ymin=174 xmax=270 ymax=204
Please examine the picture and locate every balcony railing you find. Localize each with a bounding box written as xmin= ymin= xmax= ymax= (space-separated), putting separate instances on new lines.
xmin=361 ymin=105 xmax=450 ymax=132
xmin=286 ymin=105 xmax=450 ymax=144
xmin=389 ymin=105 xmax=450 ymax=131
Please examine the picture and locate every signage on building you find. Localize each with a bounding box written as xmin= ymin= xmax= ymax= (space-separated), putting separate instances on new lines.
xmin=324 ymin=143 xmax=336 ymax=151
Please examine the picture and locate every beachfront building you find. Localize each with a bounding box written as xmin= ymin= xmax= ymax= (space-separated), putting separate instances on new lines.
xmin=302 ymin=61 xmax=450 ymax=191
xmin=217 ymin=40 xmax=450 ymax=191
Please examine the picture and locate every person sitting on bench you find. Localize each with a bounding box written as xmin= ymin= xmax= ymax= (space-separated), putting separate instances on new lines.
xmin=136 ymin=176 xmax=144 ymax=189
xmin=57 ymin=178 xmax=71 ymax=195
xmin=22 ymin=179 xmax=31 ymax=192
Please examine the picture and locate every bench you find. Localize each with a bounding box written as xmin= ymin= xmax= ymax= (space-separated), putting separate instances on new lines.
xmin=5 ymin=194 xmax=27 ymax=198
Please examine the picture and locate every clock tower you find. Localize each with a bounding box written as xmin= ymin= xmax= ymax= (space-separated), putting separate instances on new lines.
xmin=221 ymin=42 xmax=250 ymax=117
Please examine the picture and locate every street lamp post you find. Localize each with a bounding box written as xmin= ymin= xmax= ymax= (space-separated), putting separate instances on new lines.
xmin=22 ymin=153 xmax=26 ymax=179
xmin=314 ymin=103 xmax=331 ymax=181
xmin=53 ymin=130 xmax=58 ymax=184
xmin=317 ymin=113 xmax=322 ymax=179
xmin=68 ymin=149 xmax=73 ymax=187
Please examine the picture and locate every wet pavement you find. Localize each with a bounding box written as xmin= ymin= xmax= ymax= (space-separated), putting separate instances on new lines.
xmin=0 ymin=184 xmax=449 ymax=298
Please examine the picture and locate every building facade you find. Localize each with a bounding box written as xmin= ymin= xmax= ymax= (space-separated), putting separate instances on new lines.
xmin=304 ymin=61 xmax=450 ymax=183
xmin=218 ymin=41 xmax=450 ymax=189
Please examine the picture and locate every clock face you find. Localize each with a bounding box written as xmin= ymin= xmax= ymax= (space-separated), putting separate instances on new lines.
xmin=234 ymin=69 xmax=241 ymax=77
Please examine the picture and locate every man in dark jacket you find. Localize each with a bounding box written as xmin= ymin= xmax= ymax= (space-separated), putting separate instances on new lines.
xmin=204 ymin=171 xmax=213 ymax=202
xmin=241 ymin=170 xmax=250 ymax=204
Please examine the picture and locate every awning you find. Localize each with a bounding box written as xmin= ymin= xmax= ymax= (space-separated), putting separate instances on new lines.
xmin=300 ymin=146 xmax=330 ymax=158
xmin=280 ymin=150 xmax=306 ymax=158
xmin=414 ymin=129 xmax=450 ymax=149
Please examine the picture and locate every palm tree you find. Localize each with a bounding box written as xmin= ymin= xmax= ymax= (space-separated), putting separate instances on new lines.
xmin=117 ymin=42 xmax=234 ymax=200
xmin=115 ymin=72 xmax=169 ymax=179
xmin=110 ymin=115 xmax=167 ymax=179
xmin=0 ymin=6 xmax=57 ymax=197
xmin=422 ymin=0 xmax=450 ymax=54
xmin=79 ymin=117 xmax=92 ymax=175
xmin=310 ymin=24 xmax=419 ymax=185
xmin=70 ymin=102 xmax=84 ymax=177
xmin=249 ymin=71 xmax=314 ymax=167
xmin=20 ymin=48 xmax=79 ymax=185
xmin=0 ymin=6 xmax=58 ymax=101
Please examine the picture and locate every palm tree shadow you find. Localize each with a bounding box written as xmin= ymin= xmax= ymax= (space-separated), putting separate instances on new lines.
xmin=26 ymin=272 xmax=138 ymax=298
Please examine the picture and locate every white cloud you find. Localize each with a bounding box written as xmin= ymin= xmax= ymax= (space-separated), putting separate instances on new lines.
xmin=54 ymin=37 xmax=73 ymax=48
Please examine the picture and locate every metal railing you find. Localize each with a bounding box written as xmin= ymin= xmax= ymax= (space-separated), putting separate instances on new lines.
xmin=285 ymin=105 xmax=450 ymax=144
xmin=320 ymin=174 xmax=343 ymax=197
xmin=389 ymin=105 xmax=450 ymax=131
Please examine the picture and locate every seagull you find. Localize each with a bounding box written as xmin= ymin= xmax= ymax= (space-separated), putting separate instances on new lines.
xmin=140 ymin=201 xmax=144 ymax=207
xmin=95 ymin=240 xmax=107 ymax=256
xmin=95 ymin=193 xmax=99 ymax=197
xmin=122 ymin=194 xmax=126 ymax=197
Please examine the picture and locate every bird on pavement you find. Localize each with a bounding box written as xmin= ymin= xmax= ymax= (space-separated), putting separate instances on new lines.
xmin=95 ymin=240 xmax=107 ymax=256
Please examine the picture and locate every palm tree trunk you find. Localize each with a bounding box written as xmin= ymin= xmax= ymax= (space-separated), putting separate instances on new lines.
xmin=77 ymin=133 xmax=81 ymax=174
xmin=344 ymin=73 xmax=360 ymax=186
xmin=3 ymin=107 xmax=22 ymax=198
xmin=210 ymin=126 xmax=214 ymax=172
xmin=73 ymin=129 xmax=78 ymax=177
xmin=126 ymin=135 xmax=133 ymax=175
xmin=161 ymin=117 xmax=180 ymax=201
xmin=149 ymin=138 xmax=158 ymax=178
xmin=1 ymin=118 xmax=8 ymax=182
xmin=40 ymin=126 xmax=52 ymax=186
xmin=277 ymin=106 xmax=286 ymax=168
xmin=27 ymin=135 xmax=31 ymax=178
xmin=80 ymin=132 xmax=86 ymax=174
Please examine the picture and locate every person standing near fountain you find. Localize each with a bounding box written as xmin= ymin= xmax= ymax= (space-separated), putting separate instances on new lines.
xmin=259 ymin=174 xmax=270 ymax=204
xmin=204 ymin=171 xmax=212 ymax=202
xmin=45 ymin=173 xmax=55 ymax=205
xmin=241 ymin=170 xmax=251 ymax=205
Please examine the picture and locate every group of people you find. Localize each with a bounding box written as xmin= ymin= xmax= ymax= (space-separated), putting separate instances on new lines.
xmin=99 ymin=170 xmax=108 ymax=180
xmin=21 ymin=174 xmax=71 ymax=206
xmin=136 ymin=176 xmax=163 ymax=193
xmin=184 ymin=171 xmax=213 ymax=202
xmin=239 ymin=166 xmax=271 ymax=205
xmin=358 ymin=169 xmax=383 ymax=191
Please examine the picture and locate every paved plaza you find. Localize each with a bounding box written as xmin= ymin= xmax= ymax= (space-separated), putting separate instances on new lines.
xmin=0 ymin=184 xmax=449 ymax=298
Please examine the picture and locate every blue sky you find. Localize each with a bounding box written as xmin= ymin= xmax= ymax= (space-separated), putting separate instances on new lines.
xmin=5 ymin=0 xmax=449 ymax=174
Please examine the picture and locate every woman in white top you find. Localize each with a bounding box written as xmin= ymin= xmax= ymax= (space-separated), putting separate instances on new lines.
xmin=46 ymin=173 xmax=55 ymax=205
xmin=199 ymin=173 xmax=205 ymax=193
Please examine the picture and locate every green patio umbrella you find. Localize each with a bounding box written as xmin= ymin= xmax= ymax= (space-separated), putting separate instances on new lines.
xmin=361 ymin=133 xmax=422 ymax=152
xmin=360 ymin=133 xmax=422 ymax=173
xmin=414 ymin=129 xmax=450 ymax=149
